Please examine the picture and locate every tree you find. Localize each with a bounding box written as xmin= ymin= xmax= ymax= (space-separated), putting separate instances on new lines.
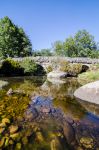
xmin=39 ymin=49 xmax=52 ymax=56
xmin=52 ymin=41 xmax=64 ymax=56
xmin=53 ymin=30 xmax=99 ymax=58
xmin=74 ymin=29 xmax=97 ymax=57
xmin=63 ymin=37 xmax=77 ymax=57
xmin=0 ymin=16 xmax=32 ymax=58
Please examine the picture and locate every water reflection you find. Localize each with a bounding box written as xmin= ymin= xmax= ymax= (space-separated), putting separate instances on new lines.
xmin=0 ymin=76 xmax=99 ymax=149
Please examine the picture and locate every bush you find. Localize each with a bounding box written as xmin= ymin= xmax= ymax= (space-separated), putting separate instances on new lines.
xmin=60 ymin=60 xmax=69 ymax=72
xmin=68 ymin=63 xmax=82 ymax=76
xmin=78 ymin=71 xmax=99 ymax=85
xmin=0 ymin=59 xmax=24 ymax=76
xmin=60 ymin=60 xmax=82 ymax=76
xmin=20 ymin=59 xmax=46 ymax=76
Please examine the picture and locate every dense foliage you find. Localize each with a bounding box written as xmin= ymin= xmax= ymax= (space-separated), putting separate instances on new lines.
xmin=20 ymin=59 xmax=46 ymax=75
xmin=0 ymin=59 xmax=46 ymax=76
xmin=33 ymin=49 xmax=52 ymax=56
xmin=0 ymin=59 xmax=24 ymax=76
xmin=0 ymin=16 xmax=32 ymax=58
xmin=53 ymin=30 xmax=99 ymax=58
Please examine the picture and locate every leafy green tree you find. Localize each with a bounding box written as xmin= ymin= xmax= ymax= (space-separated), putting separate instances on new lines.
xmin=53 ymin=29 xmax=98 ymax=58
xmin=39 ymin=49 xmax=52 ymax=56
xmin=52 ymin=41 xmax=64 ymax=56
xmin=63 ymin=37 xmax=77 ymax=57
xmin=74 ymin=29 xmax=97 ymax=57
xmin=0 ymin=16 xmax=32 ymax=58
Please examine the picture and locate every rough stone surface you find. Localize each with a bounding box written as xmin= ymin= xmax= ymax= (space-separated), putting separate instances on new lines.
xmin=47 ymin=71 xmax=67 ymax=79
xmin=74 ymin=81 xmax=99 ymax=104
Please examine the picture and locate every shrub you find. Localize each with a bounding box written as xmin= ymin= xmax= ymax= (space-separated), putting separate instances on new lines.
xmin=78 ymin=71 xmax=99 ymax=85
xmin=0 ymin=59 xmax=24 ymax=76
xmin=60 ymin=60 xmax=69 ymax=72
xmin=20 ymin=59 xmax=46 ymax=76
xmin=68 ymin=63 xmax=82 ymax=76
xmin=60 ymin=61 xmax=82 ymax=76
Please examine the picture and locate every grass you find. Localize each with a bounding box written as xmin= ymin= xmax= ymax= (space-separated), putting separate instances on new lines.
xmin=78 ymin=71 xmax=99 ymax=85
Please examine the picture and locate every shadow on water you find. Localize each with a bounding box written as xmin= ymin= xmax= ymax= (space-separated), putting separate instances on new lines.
xmin=0 ymin=76 xmax=99 ymax=149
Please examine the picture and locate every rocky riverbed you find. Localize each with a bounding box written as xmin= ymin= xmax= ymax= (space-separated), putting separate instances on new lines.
xmin=0 ymin=77 xmax=99 ymax=150
xmin=24 ymin=95 xmax=99 ymax=150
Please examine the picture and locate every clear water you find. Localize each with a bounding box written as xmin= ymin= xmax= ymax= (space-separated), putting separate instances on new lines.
xmin=0 ymin=76 xmax=99 ymax=150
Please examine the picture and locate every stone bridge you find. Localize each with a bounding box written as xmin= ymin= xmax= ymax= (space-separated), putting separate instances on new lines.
xmin=13 ymin=56 xmax=99 ymax=70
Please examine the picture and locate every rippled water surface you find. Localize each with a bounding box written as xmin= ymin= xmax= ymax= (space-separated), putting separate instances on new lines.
xmin=0 ymin=76 xmax=99 ymax=150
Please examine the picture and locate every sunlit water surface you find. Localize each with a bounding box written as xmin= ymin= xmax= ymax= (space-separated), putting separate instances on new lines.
xmin=0 ymin=76 xmax=99 ymax=150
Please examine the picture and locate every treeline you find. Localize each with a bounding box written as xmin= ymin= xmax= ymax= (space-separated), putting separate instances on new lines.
xmin=0 ymin=16 xmax=99 ymax=58
xmin=52 ymin=30 xmax=99 ymax=58
xmin=32 ymin=30 xmax=99 ymax=58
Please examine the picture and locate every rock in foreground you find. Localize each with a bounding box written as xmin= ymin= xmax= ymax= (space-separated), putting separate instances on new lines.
xmin=74 ymin=81 xmax=99 ymax=104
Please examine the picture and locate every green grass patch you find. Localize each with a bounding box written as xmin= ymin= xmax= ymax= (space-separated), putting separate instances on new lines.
xmin=78 ymin=71 xmax=99 ymax=85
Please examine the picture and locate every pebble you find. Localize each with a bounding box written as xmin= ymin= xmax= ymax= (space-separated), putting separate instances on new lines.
xmin=9 ymin=125 xmax=18 ymax=134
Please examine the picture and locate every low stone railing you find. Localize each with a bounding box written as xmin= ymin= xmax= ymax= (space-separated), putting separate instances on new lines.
xmin=13 ymin=56 xmax=99 ymax=64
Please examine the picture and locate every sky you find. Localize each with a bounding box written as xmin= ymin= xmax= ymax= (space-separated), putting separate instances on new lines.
xmin=0 ymin=0 xmax=99 ymax=50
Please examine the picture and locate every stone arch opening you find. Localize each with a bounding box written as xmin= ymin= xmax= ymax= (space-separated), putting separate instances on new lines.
xmin=81 ymin=64 xmax=89 ymax=73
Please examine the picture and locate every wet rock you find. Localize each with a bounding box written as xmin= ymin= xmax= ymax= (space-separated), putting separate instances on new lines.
xmin=9 ymin=139 xmax=14 ymax=145
xmin=65 ymin=117 xmax=74 ymax=125
xmin=0 ymin=127 xmax=5 ymax=134
xmin=9 ymin=125 xmax=18 ymax=134
xmin=50 ymin=136 xmax=62 ymax=150
xmin=6 ymin=88 xmax=13 ymax=96
xmin=80 ymin=137 xmax=94 ymax=149
xmin=0 ymin=122 xmax=6 ymax=128
xmin=22 ymin=137 xmax=28 ymax=145
xmin=63 ymin=121 xmax=76 ymax=145
xmin=25 ymin=108 xmax=38 ymax=121
xmin=0 ymin=137 xmax=5 ymax=148
xmin=2 ymin=118 xmax=10 ymax=125
xmin=77 ymin=146 xmax=84 ymax=150
xmin=36 ymin=132 xmax=44 ymax=142
xmin=10 ymin=132 xmax=20 ymax=140
xmin=41 ymin=107 xmax=51 ymax=113
xmin=16 ymin=143 xmax=22 ymax=149
xmin=4 ymin=137 xmax=10 ymax=147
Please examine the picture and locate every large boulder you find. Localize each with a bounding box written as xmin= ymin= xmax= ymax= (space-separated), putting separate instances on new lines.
xmin=74 ymin=81 xmax=99 ymax=105
xmin=47 ymin=71 xmax=67 ymax=79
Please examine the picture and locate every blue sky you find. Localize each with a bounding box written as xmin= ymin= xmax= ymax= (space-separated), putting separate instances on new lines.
xmin=0 ymin=0 xmax=99 ymax=50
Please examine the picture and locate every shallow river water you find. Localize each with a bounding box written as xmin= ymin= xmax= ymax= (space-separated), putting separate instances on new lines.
xmin=0 ymin=76 xmax=99 ymax=150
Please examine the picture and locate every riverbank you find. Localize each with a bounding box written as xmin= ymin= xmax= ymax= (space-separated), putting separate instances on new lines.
xmin=78 ymin=70 xmax=99 ymax=85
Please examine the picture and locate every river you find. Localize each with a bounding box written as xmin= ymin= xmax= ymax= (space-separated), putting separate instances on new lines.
xmin=0 ymin=76 xmax=99 ymax=150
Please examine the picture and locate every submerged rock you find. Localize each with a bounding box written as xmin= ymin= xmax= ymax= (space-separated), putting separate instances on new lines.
xmin=36 ymin=132 xmax=44 ymax=142
xmin=63 ymin=121 xmax=76 ymax=146
xmin=80 ymin=137 xmax=94 ymax=149
xmin=15 ymin=143 xmax=22 ymax=149
xmin=0 ymin=137 xmax=5 ymax=148
xmin=25 ymin=108 xmax=38 ymax=121
xmin=0 ymin=127 xmax=5 ymax=134
xmin=6 ymin=88 xmax=13 ymax=96
xmin=40 ymin=107 xmax=51 ymax=113
xmin=10 ymin=132 xmax=20 ymax=140
xmin=9 ymin=125 xmax=18 ymax=134
xmin=2 ymin=118 xmax=10 ymax=125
